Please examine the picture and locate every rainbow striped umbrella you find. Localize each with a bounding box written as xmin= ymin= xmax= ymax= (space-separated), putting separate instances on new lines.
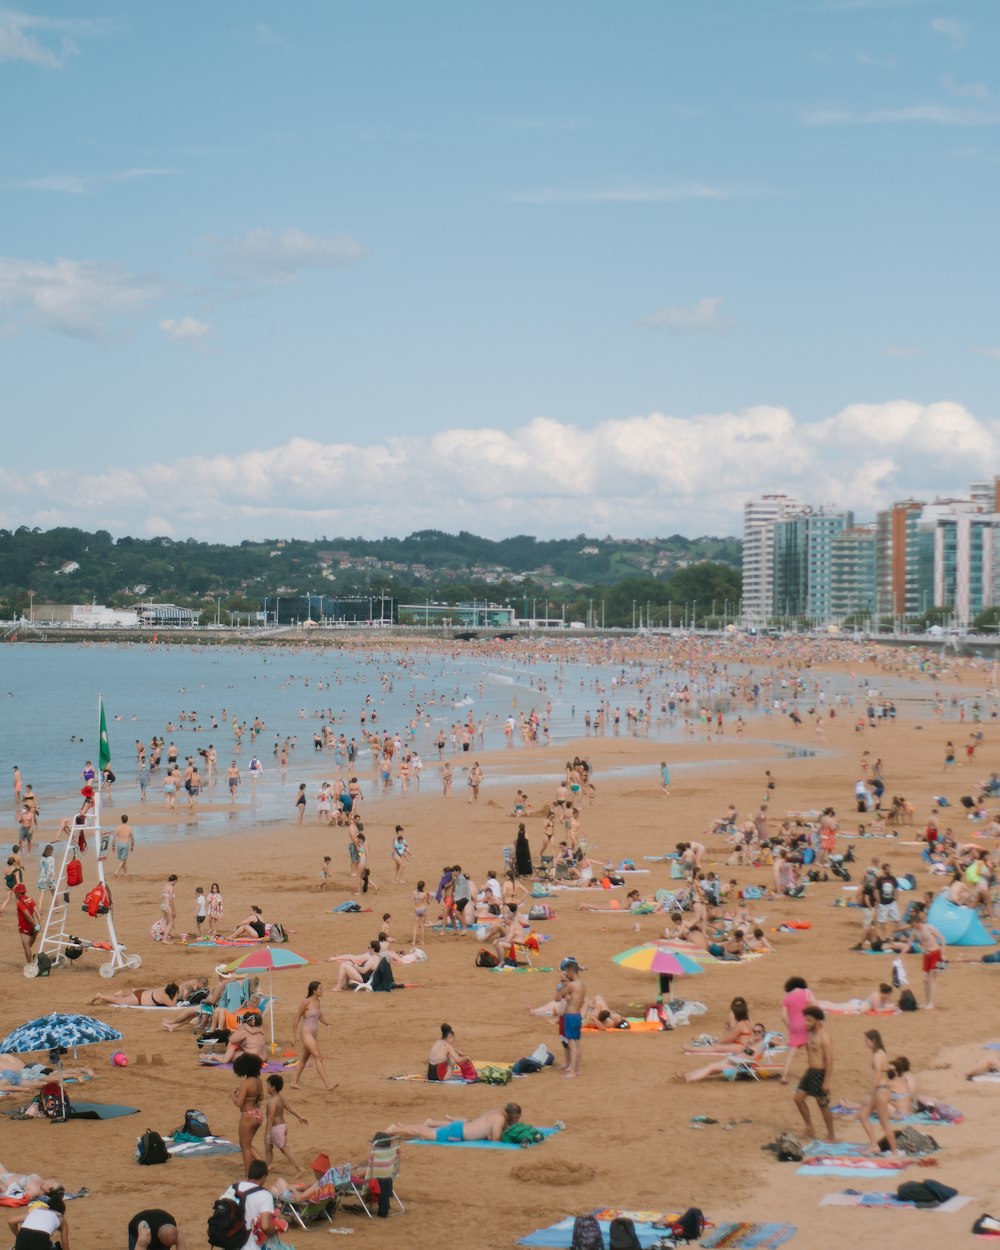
xmin=223 ymin=946 xmax=310 ymax=1052
xmin=612 ymin=945 xmax=704 ymax=976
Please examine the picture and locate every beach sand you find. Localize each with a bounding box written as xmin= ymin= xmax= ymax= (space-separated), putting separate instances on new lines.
xmin=2 ymin=643 xmax=999 ymax=1249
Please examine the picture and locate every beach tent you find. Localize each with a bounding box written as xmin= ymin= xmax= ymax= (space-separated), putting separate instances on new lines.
xmin=927 ymin=895 xmax=993 ymax=946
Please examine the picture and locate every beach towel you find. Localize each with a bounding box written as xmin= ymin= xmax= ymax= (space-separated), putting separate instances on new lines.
xmin=198 ymin=1057 xmax=298 ymax=1072
xmin=63 ymin=1102 xmax=139 ymax=1120
xmin=409 ymin=1124 xmax=563 ymax=1149
xmin=819 ymin=1190 xmax=971 ymax=1212
xmin=700 ymin=1222 xmax=796 ymax=1249
xmin=582 ymin=1019 xmax=663 ymax=1034
xmin=831 ymin=1105 xmax=963 ymax=1126
xmin=518 ymin=1210 xmax=682 ymax=1248
xmin=167 ymin=1135 xmax=242 ymax=1157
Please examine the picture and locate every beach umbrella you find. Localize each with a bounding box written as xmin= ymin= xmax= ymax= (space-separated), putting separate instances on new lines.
xmin=658 ymin=940 xmax=721 ymax=964
xmin=612 ymin=945 xmax=704 ymax=977
xmin=0 ymin=1012 xmax=123 ymax=1120
xmin=222 ymin=946 xmax=310 ymax=1053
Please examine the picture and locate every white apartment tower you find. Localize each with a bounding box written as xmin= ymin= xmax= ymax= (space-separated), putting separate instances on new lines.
xmin=742 ymin=494 xmax=802 ymax=624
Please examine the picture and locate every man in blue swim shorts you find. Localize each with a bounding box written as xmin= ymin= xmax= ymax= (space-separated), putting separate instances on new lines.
xmin=559 ymin=960 xmax=586 ymax=1077
xmin=385 ymin=1103 xmax=521 ymax=1143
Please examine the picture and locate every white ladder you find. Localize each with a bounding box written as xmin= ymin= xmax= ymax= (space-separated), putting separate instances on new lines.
xmin=27 ymin=813 xmax=141 ymax=979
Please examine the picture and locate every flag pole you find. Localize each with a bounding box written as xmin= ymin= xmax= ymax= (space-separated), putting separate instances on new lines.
xmin=96 ymin=694 xmax=129 ymax=976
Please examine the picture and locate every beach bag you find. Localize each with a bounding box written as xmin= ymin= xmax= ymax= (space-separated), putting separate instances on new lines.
xmin=898 ymin=988 xmax=918 ymax=1012
xmin=136 ymin=1128 xmax=170 ymax=1165
xmin=207 ymin=1183 xmax=264 ymax=1250
xmin=39 ymin=1082 xmax=71 ymax=1120
xmin=501 ymin=1121 xmax=543 ymax=1144
xmin=66 ymin=857 xmax=83 ymax=887
xmin=478 ymin=1064 xmax=512 ymax=1086
xmin=670 ymin=861 xmax=687 ymax=879
xmin=267 ymin=922 xmax=288 ymax=943
xmin=776 ymin=1131 xmax=804 ymax=1162
xmin=897 ymin=1179 xmax=957 ymax=1207
xmin=672 ymin=1208 xmax=706 ymax=1242
xmin=570 ymin=1214 xmax=605 ymax=1250
xmin=512 ymin=1057 xmax=544 ymax=1075
xmin=528 ymin=904 xmax=552 ymax=921
xmin=183 ymin=1108 xmax=211 ymax=1138
xmin=476 ymin=949 xmax=500 ymax=968
xmin=609 ymin=1216 xmax=642 ymax=1250
xmin=457 ymin=1059 xmax=478 ymax=1081
xmin=894 ymin=1126 xmax=939 ymax=1155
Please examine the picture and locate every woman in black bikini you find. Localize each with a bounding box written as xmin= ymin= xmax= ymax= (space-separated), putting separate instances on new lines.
xmin=230 ymin=906 xmax=268 ymax=940
xmin=91 ymin=981 xmax=180 ymax=1007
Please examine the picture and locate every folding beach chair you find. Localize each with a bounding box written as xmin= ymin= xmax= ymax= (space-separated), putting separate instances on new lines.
xmin=338 ymin=1137 xmax=405 ymax=1218
xmin=275 ymin=1170 xmax=338 ymax=1230
xmin=724 ymin=1032 xmax=786 ymax=1081
xmin=506 ymin=940 xmax=533 ymax=968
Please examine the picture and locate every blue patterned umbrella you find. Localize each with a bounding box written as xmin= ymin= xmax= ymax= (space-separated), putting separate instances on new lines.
xmin=0 ymin=1012 xmax=123 ymax=1055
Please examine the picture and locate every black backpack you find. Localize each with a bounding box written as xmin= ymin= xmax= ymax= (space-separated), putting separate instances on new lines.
xmin=208 ymin=1183 xmax=264 ymax=1250
xmin=899 ymin=988 xmax=918 ymax=1012
xmin=136 ymin=1128 xmax=170 ymax=1165
xmin=673 ymin=1208 xmax=706 ymax=1242
xmin=183 ymin=1109 xmax=211 ymax=1138
xmin=897 ymin=1179 xmax=958 ymax=1207
xmin=476 ymin=949 xmax=500 ymax=968
xmin=609 ymin=1216 xmax=642 ymax=1250
xmin=570 ymin=1214 xmax=605 ymax=1250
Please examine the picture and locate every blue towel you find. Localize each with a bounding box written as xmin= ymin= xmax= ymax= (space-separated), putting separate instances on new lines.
xmin=411 ymin=1124 xmax=562 ymax=1150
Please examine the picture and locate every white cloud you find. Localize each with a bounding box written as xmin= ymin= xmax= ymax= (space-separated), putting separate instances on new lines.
xmin=641 ymin=297 xmax=730 ymax=333
xmin=930 ymin=17 xmax=969 ymax=47
xmin=942 ymin=75 xmax=990 ymax=101
xmin=0 ymin=255 xmax=161 ymax=339
xmin=806 ymin=105 xmax=1000 ymax=125
xmin=10 ymin=168 xmax=178 ymax=195
xmin=206 ymin=228 xmax=366 ymax=282
xmin=159 ymin=316 xmax=210 ymax=343
xmin=0 ymin=8 xmax=117 ymax=68
xmin=1 ymin=401 xmax=995 ymax=542
xmin=981 ymin=347 xmax=1000 ymax=361
xmin=507 ymin=184 xmax=761 ymax=205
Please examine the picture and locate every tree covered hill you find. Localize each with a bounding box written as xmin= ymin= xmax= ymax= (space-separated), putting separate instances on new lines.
xmin=0 ymin=526 xmax=741 ymax=626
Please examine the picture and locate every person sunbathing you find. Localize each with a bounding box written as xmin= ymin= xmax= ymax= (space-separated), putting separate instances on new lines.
xmin=965 ymin=1054 xmax=1000 ymax=1080
xmin=270 ymin=1152 xmax=336 ymax=1204
xmin=199 ymin=1012 xmax=268 ymax=1064
xmin=90 ymin=981 xmax=180 ymax=1008
xmin=229 ymin=906 xmax=272 ymax=941
xmin=160 ymin=978 xmax=253 ymax=1032
xmin=166 ymin=988 xmax=264 ymax=1035
xmin=0 ymin=1056 xmax=94 ymax=1091
xmin=674 ymin=1024 xmax=780 ymax=1082
xmin=816 ymin=984 xmax=896 ymax=1014
xmin=681 ymin=1002 xmax=753 ymax=1055
xmin=385 ymin=1103 xmax=521 ymax=1142
xmin=0 ymin=1163 xmax=62 ymax=1202
xmin=329 ymin=942 xmax=382 ymax=990
xmin=427 ymin=1024 xmax=470 ymax=1081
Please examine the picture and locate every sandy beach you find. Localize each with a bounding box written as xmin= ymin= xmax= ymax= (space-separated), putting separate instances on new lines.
xmin=3 ymin=638 xmax=999 ymax=1250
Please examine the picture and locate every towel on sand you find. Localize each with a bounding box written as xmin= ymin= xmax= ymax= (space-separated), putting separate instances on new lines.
xmin=410 ymin=1124 xmax=563 ymax=1149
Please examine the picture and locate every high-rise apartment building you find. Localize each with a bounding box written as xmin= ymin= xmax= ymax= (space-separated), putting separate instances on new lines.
xmin=742 ymin=494 xmax=802 ymax=623
xmin=830 ymin=525 xmax=876 ymax=622
xmin=772 ymin=509 xmax=853 ymax=622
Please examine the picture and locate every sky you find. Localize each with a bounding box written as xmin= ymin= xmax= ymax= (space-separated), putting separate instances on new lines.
xmin=1 ymin=0 xmax=998 ymax=544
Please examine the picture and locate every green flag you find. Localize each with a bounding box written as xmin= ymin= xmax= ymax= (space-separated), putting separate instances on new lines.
xmin=98 ymin=699 xmax=111 ymax=772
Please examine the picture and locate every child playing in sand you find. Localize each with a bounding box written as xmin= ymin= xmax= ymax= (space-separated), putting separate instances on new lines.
xmin=412 ymin=881 xmax=431 ymax=945
xmin=195 ymin=886 xmax=207 ymax=934
xmin=264 ymin=1074 xmax=307 ymax=1172
xmin=207 ymin=882 xmax=224 ymax=937
xmin=318 ymin=857 xmax=332 ymax=890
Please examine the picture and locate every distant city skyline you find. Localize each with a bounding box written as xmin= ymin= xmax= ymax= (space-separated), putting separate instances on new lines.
xmin=2 ymin=3 xmax=997 ymax=543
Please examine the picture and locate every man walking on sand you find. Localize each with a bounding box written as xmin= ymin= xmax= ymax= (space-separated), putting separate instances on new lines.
xmin=793 ymin=1005 xmax=834 ymax=1142
xmin=560 ymin=960 xmax=585 ymax=1078
xmin=113 ymin=814 xmax=135 ymax=878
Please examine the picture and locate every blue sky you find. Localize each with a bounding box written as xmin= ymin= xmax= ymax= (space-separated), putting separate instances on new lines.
xmin=1 ymin=1 xmax=997 ymax=542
